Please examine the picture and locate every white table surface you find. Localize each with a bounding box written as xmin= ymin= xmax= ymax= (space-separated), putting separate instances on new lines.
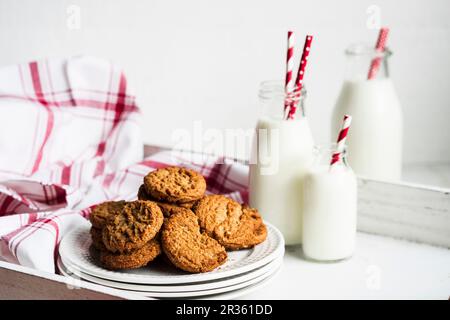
xmin=240 ymin=232 xmax=450 ymax=300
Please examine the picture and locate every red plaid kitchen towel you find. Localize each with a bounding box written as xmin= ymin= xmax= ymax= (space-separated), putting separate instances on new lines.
xmin=0 ymin=56 xmax=249 ymax=273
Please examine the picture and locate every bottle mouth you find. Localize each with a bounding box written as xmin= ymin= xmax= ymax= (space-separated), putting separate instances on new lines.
xmin=313 ymin=143 xmax=348 ymax=165
xmin=313 ymin=143 xmax=347 ymax=155
xmin=258 ymin=80 xmax=307 ymax=101
xmin=345 ymin=43 xmax=392 ymax=59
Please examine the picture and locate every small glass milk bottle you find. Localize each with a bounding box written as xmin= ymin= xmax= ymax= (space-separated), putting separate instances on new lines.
xmin=331 ymin=44 xmax=403 ymax=181
xmin=302 ymin=144 xmax=357 ymax=261
xmin=249 ymin=81 xmax=314 ymax=245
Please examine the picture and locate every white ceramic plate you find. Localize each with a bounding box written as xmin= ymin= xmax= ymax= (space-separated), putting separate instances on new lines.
xmin=59 ymin=222 xmax=284 ymax=285
xmin=59 ymin=253 xmax=283 ymax=292
xmin=58 ymin=256 xmax=282 ymax=298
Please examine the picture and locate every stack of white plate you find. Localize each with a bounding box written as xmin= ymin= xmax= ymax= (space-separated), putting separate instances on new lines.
xmin=58 ymin=223 xmax=284 ymax=299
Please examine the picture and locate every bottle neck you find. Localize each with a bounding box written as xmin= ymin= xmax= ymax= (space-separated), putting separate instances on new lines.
xmin=344 ymin=44 xmax=392 ymax=81
xmin=258 ymin=81 xmax=307 ymax=120
xmin=313 ymin=143 xmax=350 ymax=168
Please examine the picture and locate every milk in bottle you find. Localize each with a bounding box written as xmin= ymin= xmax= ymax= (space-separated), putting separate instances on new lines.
xmin=332 ymin=45 xmax=403 ymax=181
xmin=302 ymin=144 xmax=357 ymax=261
xmin=249 ymin=81 xmax=314 ymax=245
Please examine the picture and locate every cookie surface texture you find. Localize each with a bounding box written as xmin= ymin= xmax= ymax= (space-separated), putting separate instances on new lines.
xmin=161 ymin=210 xmax=227 ymax=273
xmin=102 ymin=200 xmax=164 ymax=253
xmin=100 ymin=239 xmax=161 ymax=270
xmin=89 ymin=201 xmax=126 ymax=229
xmin=138 ymin=184 xmax=196 ymax=217
xmin=193 ymin=195 xmax=267 ymax=250
xmin=143 ymin=167 xmax=206 ymax=203
xmin=90 ymin=227 xmax=106 ymax=251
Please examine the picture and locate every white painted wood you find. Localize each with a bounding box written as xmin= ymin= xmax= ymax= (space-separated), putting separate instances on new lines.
xmin=403 ymin=163 xmax=450 ymax=189
xmin=357 ymin=177 xmax=450 ymax=248
xmin=0 ymin=261 xmax=151 ymax=300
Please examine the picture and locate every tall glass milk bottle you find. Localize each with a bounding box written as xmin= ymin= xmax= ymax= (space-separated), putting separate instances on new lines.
xmin=331 ymin=45 xmax=403 ymax=181
xmin=249 ymin=81 xmax=314 ymax=245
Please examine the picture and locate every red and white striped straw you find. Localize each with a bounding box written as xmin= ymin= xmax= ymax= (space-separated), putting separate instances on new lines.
xmin=367 ymin=27 xmax=389 ymax=80
xmin=330 ymin=115 xmax=352 ymax=167
xmin=287 ymin=35 xmax=313 ymax=120
xmin=284 ymin=31 xmax=295 ymax=116
xmin=285 ymin=31 xmax=295 ymax=93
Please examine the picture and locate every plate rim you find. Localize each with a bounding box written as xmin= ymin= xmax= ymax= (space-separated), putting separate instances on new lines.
xmin=60 ymin=254 xmax=283 ymax=292
xmin=59 ymin=222 xmax=285 ymax=285
xmin=58 ymin=256 xmax=283 ymax=298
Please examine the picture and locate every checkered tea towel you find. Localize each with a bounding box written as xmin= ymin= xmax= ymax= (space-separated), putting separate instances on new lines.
xmin=0 ymin=56 xmax=249 ymax=273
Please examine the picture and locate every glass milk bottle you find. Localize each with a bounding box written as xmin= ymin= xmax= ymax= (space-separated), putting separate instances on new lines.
xmin=302 ymin=144 xmax=357 ymax=261
xmin=332 ymin=45 xmax=403 ymax=181
xmin=249 ymin=81 xmax=314 ymax=245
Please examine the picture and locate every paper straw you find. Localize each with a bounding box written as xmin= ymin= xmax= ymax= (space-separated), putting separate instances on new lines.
xmin=287 ymin=35 xmax=313 ymax=120
xmin=367 ymin=27 xmax=389 ymax=80
xmin=330 ymin=115 xmax=352 ymax=167
xmin=285 ymin=31 xmax=295 ymax=93
xmin=284 ymin=31 xmax=295 ymax=116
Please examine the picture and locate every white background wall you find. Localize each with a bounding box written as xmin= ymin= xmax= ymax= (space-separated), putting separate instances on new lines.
xmin=0 ymin=0 xmax=449 ymax=165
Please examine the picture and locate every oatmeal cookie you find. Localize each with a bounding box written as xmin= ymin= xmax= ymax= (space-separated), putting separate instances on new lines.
xmin=217 ymin=205 xmax=267 ymax=250
xmin=90 ymin=227 xmax=106 ymax=251
xmin=102 ymin=200 xmax=164 ymax=253
xmin=137 ymin=184 xmax=152 ymax=201
xmin=157 ymin=202 xmax=195 ymax=218
xmin=161 ymin=210 xmax=227 ymax=273
xmin=176 ymin=200 xmax=198 ymax=209
xmin=193 ymin=195 xmax=267 ymax=250
xmin=143 ymin=167 xmax=206 ymax=203
xmin=99 ymin=238 xmax=161 ymax=270
xmin=89 ymin=200 xmax=126 ymax=229
xmin=138 ymin=184 xmax=199 ymax=214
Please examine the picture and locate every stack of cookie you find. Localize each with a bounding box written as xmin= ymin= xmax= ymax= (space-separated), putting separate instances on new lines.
xmin=89 ymin=200 xmax=164 ymax=270
xmin=89 ymin=166 xmax=267 ymax=273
